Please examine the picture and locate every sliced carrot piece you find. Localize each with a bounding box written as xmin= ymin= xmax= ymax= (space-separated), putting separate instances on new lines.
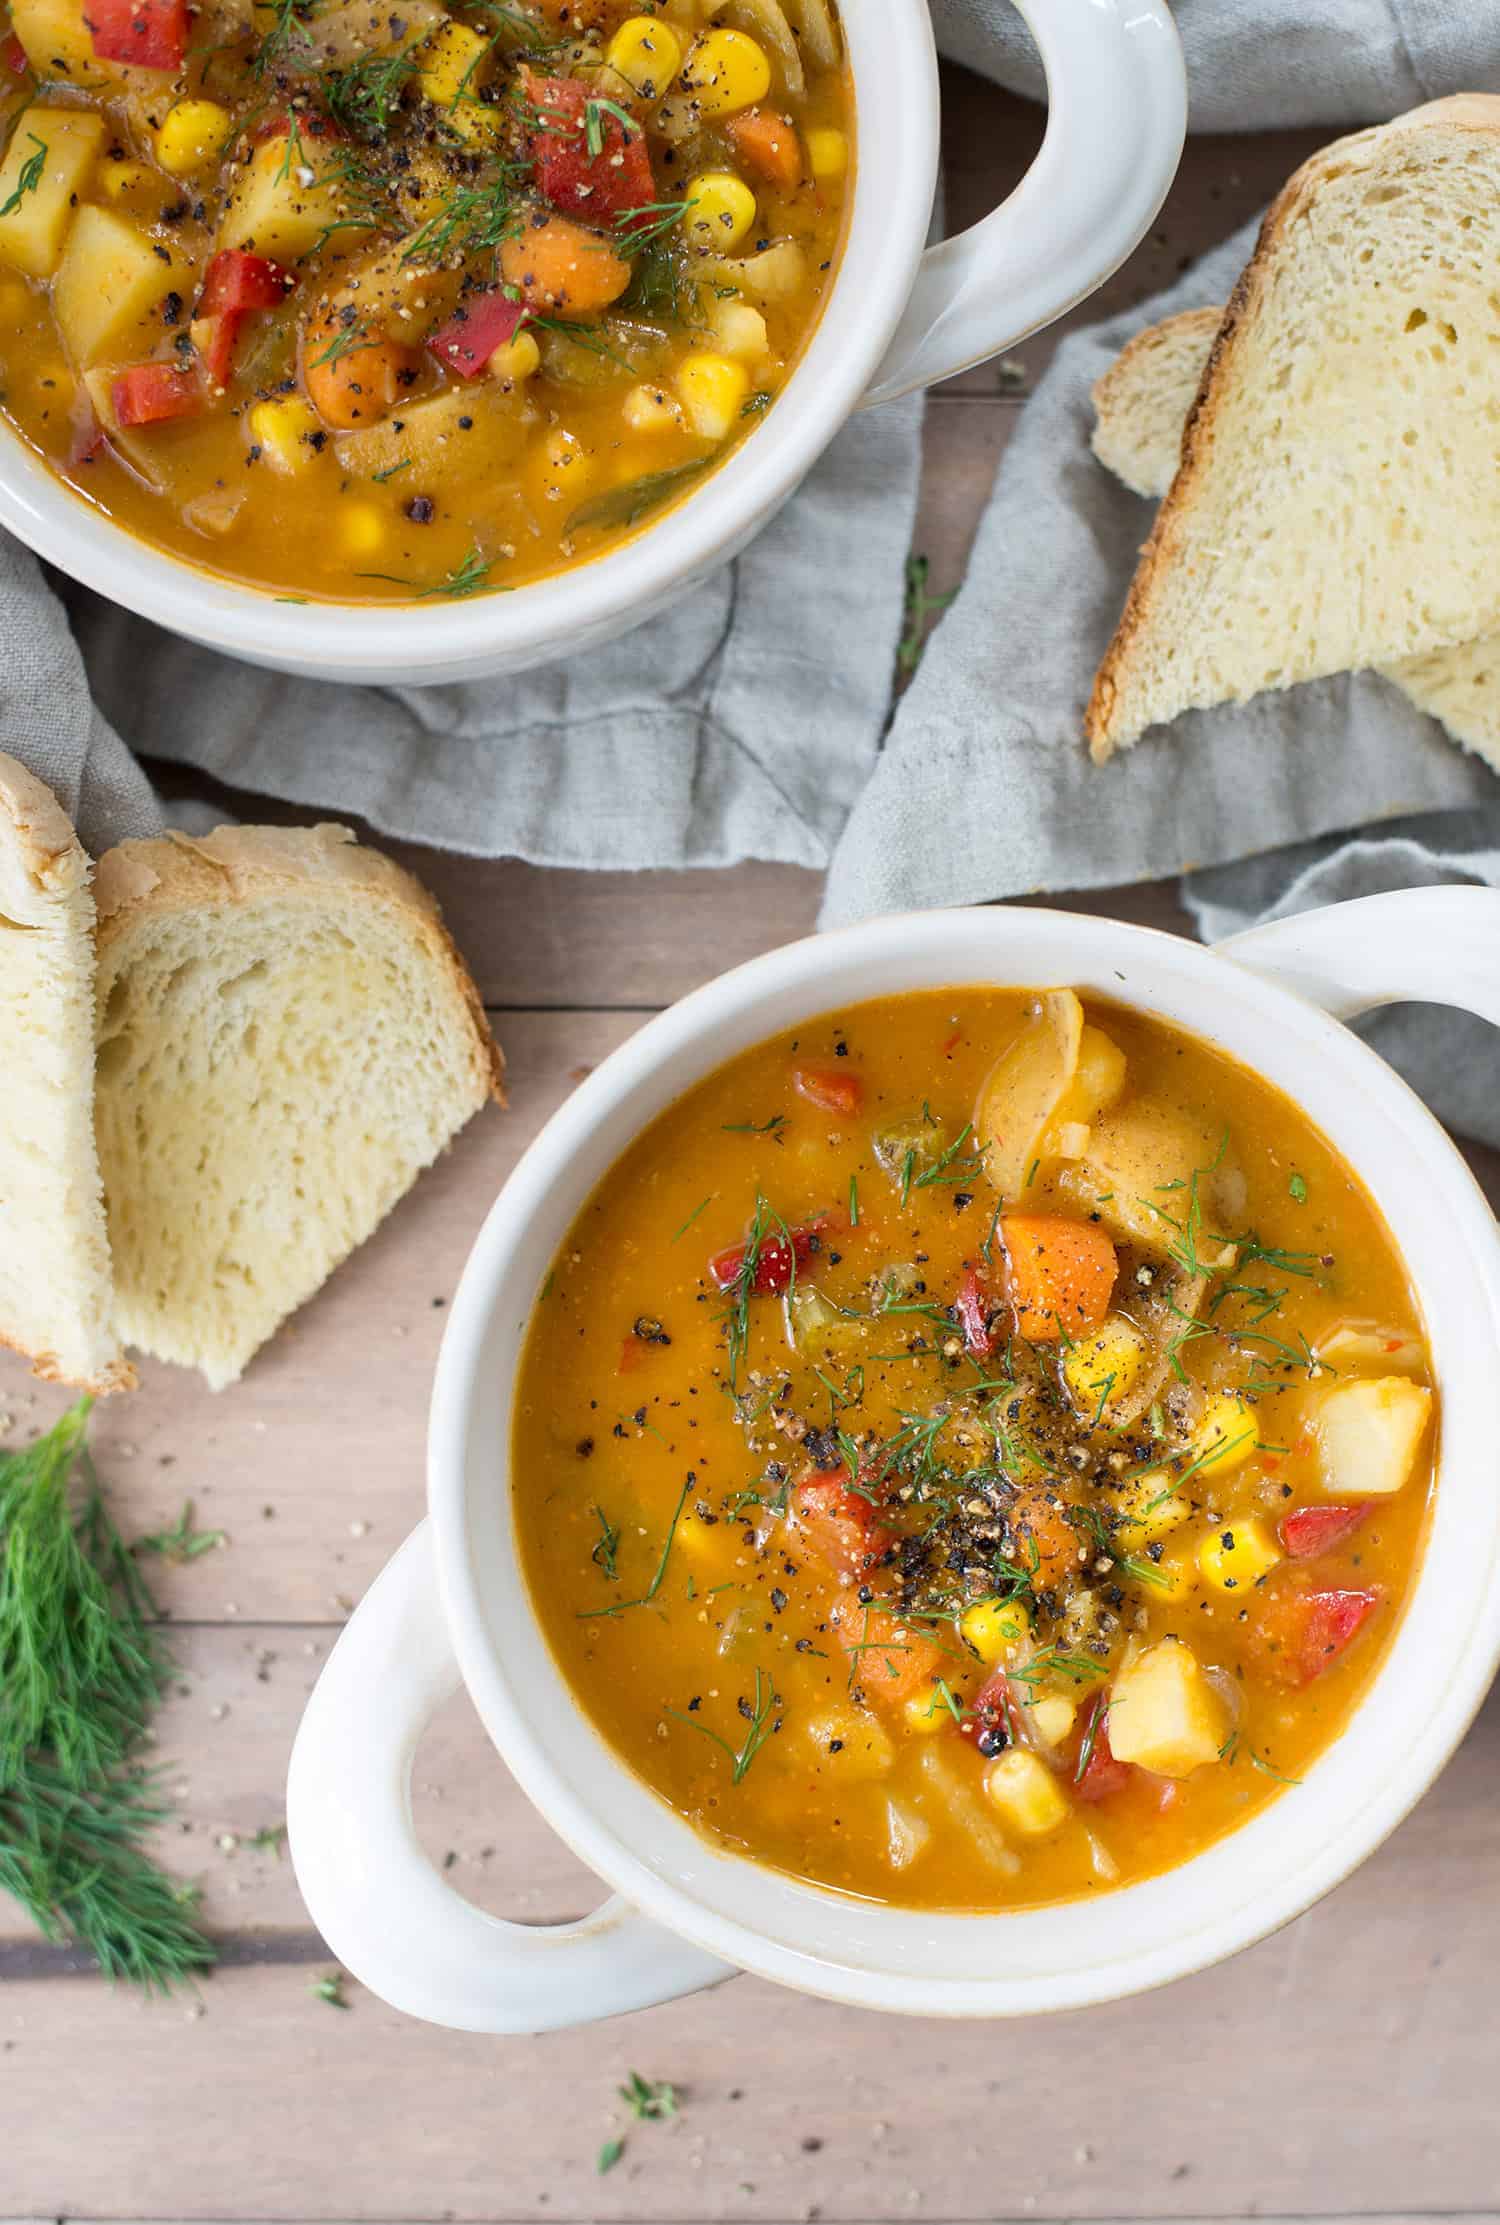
xmin=726 ymin=107 xmax=802 ymax=191
xmin=1000 ymin=1212 xmax=1116 ymax=1340
xmin=499 ymin=211 xmax=631 ymax=313
xmin=832 ymin=1599 xmax=945 ymax=1705
xmin=1008 ymin=1482 xmax=1083 ymax=1585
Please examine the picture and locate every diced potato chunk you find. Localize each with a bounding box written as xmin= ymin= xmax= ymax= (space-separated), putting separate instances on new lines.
xmin=983 ymin=1747 xmax=1069 ymax=1836
xmin=10 ymin=0 xmax=98 ymax=82
xmin=336 ymin=385 xmax=530 ymax=480
xmin=1062 ymin=1314 xmax=1153 ymax=1420
xmin=1029 ymin=1695 xmax=1077 ymax=1747
xmin=1316 ymin=1321 xmax=1424 ymax=1374
xmin=1049 ymin=1024 xmax=1127 ymax=1133
xmin=218 ymin=137 xmax=361 ymax=262
xmin=52 ymin=204 xmax=185 ymax=366
xmin=1107 ymin=1637 xmax=1227 ymax=1777
xmin=0 ymin=107 xmax=105 ymax=279
xmin=1314 ymin=1376 xmax=1432 ymax=1498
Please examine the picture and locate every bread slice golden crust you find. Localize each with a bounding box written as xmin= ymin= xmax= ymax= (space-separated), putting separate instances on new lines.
xmin=1092 ymin=303 xmax=1500 ymax=775
xmin=0 ymin=755 xmax=133 ymax=1394
xmin=1087 ymin=95 xmax=1500 ymax=762
xmin=94 ymin=823 xmax=504 ymax=1389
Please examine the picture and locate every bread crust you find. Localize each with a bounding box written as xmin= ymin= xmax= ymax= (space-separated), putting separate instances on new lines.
xmin=95 ymin=823 xmax=506 ymax=1105
xmin=1085 ymin=94 xmax=1500 ymax=762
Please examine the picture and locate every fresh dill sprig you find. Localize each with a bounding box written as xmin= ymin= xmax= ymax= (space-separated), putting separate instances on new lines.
xmin=322 ymin=49 xmax=415 ymax=139
xmin=133 ymin=1499 xmax=226 ymax=1564
xmin=0 ymin=1403 xmax=214 ymax=1991
xmin=665 ymin=1665 xmax=781 ymax=1783
xmin=0 ymin=133 xmax=45 ymax=220
xmin=357 ymin=545 xmax=495 ymax=598
xmin=619 ymin=2070 xmax=678 ymax=2120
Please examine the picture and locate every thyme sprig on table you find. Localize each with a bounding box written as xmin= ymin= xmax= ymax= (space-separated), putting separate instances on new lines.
xmin=0 ymin=1403 xmax=214 ymax=1991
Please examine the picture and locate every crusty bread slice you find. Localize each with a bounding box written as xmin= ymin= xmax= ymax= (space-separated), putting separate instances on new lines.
xmin=1087 ymin=96 xmax=1500 ymax=762
xmin=93 ymin=824 xmax=504 ymax=1391
xmin=1092 ymin=304 xmax=1500 ymax=773
xmin=1090 ymin=307 xmax=1222 ymax=500
xmin=0 ymin=756 xmax=132 ymax=1394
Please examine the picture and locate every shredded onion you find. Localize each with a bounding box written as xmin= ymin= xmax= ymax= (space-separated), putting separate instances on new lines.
xmin=784 ymin=0 xmax=839 ymax=67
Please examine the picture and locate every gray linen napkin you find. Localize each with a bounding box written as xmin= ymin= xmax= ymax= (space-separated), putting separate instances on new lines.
xmin=935 ymin=0 xmax=1500 ymax=133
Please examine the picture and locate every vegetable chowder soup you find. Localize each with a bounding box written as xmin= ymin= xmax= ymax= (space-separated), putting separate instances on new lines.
xmin=515 ymin=990 xmax=1435 ymax=1911
xmin=0 ymin=0 xmax=849 ymax=600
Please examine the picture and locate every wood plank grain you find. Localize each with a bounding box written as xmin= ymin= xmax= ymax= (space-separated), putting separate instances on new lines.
xmin=2 ymin=1686 xmax=1498 ymax=2217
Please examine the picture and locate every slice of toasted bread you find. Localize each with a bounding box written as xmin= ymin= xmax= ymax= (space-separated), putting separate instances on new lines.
xmin=0 ymin=756 xmax=132 ymax=1393
xmin=1092 ymin=304 xmax=1500 ymax=774
xmin=93 ymin=824 xmax=504 ymax=1391
xmin=1087 ymin=96 xmax=1500 ymax=762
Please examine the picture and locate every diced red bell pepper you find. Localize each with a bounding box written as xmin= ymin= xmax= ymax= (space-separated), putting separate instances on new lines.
xmin=791 ymin=1473 xmax=891 ymax=1583
xmin=525 ymin=72 xmax=656 ymax=226
xmin=790 ymin=1062 xmax=864 ymax=1118
xmin=960 ymin=1666 xmax=1020 ymax=1750
xmin=84 ymin=0 xmax=186 ymax=70
xmin=1252 ymin=1579 xmax=1382 ymax=1687
xmin=709 ymin=1213 xmax=832 ymax=1296
xmin=953 ymin=1265 xmax=997 ymax=1359
xmin=1279 ymin=1501 xmax=1374 ymax=1560
xmin=193 ymin=250 xmax=294 ymax=386
xmin=111 ymin=362 xmax=204 ymax=428
xmin=1072 ymin=1694 xmax=1132 ymax=1802
xmin=3 ymin=31 xmax=29 ymax=72
xmin=428 ymin=289 xmax=531 ymax=380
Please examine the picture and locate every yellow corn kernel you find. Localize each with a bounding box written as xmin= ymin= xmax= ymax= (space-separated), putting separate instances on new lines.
xmin=1193 ymin=1393 xmax=1260 ymax=1475
xmin=674 ymin=1508 xmax=723 ymax=1560
xmin=1114 ymin=1471 xmax=1190 ymax=1549
xmin=1138 ymin=1546 xmax=1196 ymax=1600
xmin=1197 ymin=1516 xmax=1282 ymax=1594
xmin=622 ymin=380 xmax=682 ymax=434
xmin=903 ymin=1683 xmax=959 ymax=1736
xmin=339 ymin=502 xmax=387 ymax=556
xmin=684 ymin=169 xmax=757 ymax=252
xmin=711 ymin=297 xmax=769 ymax=360
xmin=680 ymin=26 xmax=771 ymax=116
xmin=488 ymin=328 xmax=540 ymax=385
xmin=960 ymin=1595 xmax=1030 ymax=1667
xmin=984 ymin=1747 xmax=1069 ymax=1837
xmin=418 ymin=21 xmax=498 ymax=141
xmin=98 ymin=158 xmax=153 ymax=201
xmin=155 ymin=100 xmax=231 ymax=176
xmin=248 ymin=396 xmax=321 ymax=474
xmin=677 ymin=349 xmax=749 ymax=440
xmin=605 ymin=12 xmax=684 ymax=99
xmin=806 ymin=125 xmax=848 ymax=179
xmin=1030 ymin=1695 xmax=1077 ymax=1747
xmin=1062 ymin=1314 xmax=1153 ymax=1420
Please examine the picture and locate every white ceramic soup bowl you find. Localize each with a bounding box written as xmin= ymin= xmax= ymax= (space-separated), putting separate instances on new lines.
xmin=0 ymin=0 xmax=1184 ymax=684
xmin=288 ymin=888 xmax=1500 ymax=2031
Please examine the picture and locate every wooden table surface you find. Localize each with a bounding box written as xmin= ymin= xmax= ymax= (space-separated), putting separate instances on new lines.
xmin=6 ymin=70 xmax=1499 ymax=2225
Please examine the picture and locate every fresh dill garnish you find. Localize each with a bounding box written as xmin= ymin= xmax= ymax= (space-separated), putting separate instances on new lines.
xmin=577 ymin=1477 xmax=692 ymax=1617
xmin=1074 ymin=1695 xmax=1105 ymax=1783
xmin=614 ymin=194 xmax=692 ymax=251
xmin=598 ymin=2138 xmax=625 ymax=2176
xmin=590 ymin=1505 xmax=621 ymax=1580
xmin=0 ymin=1403 xmax=214 ymax=1991
xmin=721 ymin=1112 xmax=786 ymax=1136
xmin=671 ymin=1195 xmax=712 ymax=1243
xmin=0 ymin=133 xmax=45 ymax=219
xmin=1004 ymin=1647 xmax=1105 ymax=1694
xmin=400 ymin=169 xmax=524 ymax=264
xmin=910 ymin=1121 xmax=985 ymax=1191
xmin=896 ymin=553 xmax=956 ymax=679
xmin=310 ymin=1969 xmax=350 ymax=2008
xmin=247 ymin=1821 xmax=288 ymax=1855
xmin=1220 ymin=1731 xmax=1303 ymax=1785
xmin=371 ymin=459 xmax=412 ymax=483
xmin=718 ymin=1192 xmax=792 ymax=1389
xmin=665 ymin=1665 xmax=781 ymax=1783
xmin=848 ymin=1173 xmax=859 ymax=1226
xmin=307 ymin=314 xmax=374 ymax=371
xmin=132 ymin=1499 xmax=226 ymax=1564
xmin=619 ymin=2070 xmax=678 ymax=2120
xmin=251 ymin=0 xmax=316 ymax=75
xmin=323 ymin=49 xmax=415 ymax=139
xmin=357 ymin=544 xmax=495 ymax=598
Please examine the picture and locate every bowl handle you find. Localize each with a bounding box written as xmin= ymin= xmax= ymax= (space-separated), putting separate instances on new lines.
xmin=286 ymin=1521 xmax=734 ymax=2033
xmin=1216 ymin=887 xmax=1500 ymax=1029
xmin=861 ymin=0 xmax=1186 ymax=409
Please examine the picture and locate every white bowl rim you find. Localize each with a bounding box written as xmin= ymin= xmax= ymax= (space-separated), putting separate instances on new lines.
xmin=425 ymin=903 xmax=1500 ymax=2017
xmin=0 ymin=1 xmax=936 ymax=673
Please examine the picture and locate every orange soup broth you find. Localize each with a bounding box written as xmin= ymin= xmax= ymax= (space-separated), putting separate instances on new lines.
xmin=514 ymin=989 xmax=1434 ymax=1911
